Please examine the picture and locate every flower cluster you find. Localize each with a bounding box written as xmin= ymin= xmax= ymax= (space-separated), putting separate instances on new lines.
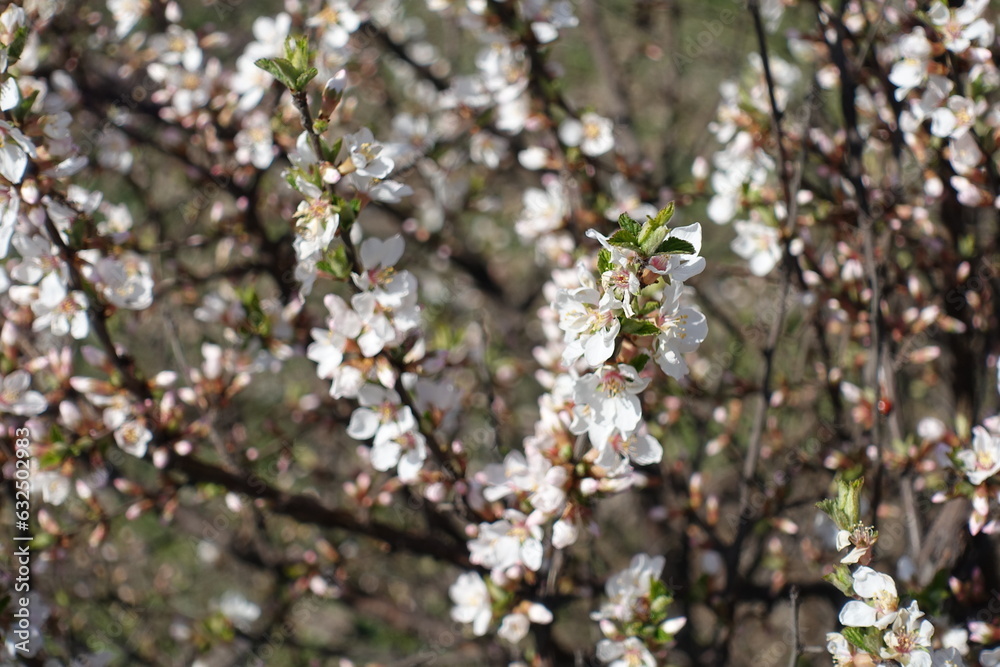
xmin=591 ymin=553 xmax=686 ymax=666
xmin=950 ymin=371 xmax=1000 ymax=536
xmin=468 ymin=204 xmax=707 ymax=569
xmin=821 ymin=478 xmax=968 ymax=666
xmin=559 ymin=207 xmax=707 ymax=466
xmin=448 ymin=570 xmax=553 ymax=644
xmin=452 ymin=203 xmax=706 ymax=647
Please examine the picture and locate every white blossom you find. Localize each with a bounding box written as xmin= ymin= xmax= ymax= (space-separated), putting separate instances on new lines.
xmin=307 ymin=0 xmax=362 ymax=51
xmin=957 ymin=425 xmax=1000 ymax=485
xmin=480 ymin=446 xmax=568 ymax=516
xmin=596 ymin=637 xmax=656 ymax=667
xmin=573 ymin=364 xmax=650 ymax=437
xmin=889 ymin=29 xmax=932 ymax=100
xmin=652 ymin=282 xmax=708 ymax=380
xmin=107 ymin=0 xmax=149 ymax=37
xmin=114 ymin=419 xmax=152 ymax=458
xmin=498 ymin=603 xmax=552 ymax=644
xmin=449 ymin=572 xmax=492 ymax=636
xmin=0 ymin=120 xmax=37 ymax=183
xmin=369 ymin=419 xmax=427 ymax=482
xmin=234 ymin=111 xmax=275 ymax=169
xmin=927 ymin=0 xmax=993 ymax=54
xmin=218 ymin=591 xmax=261 ymax=631
xmin=948 ymin=133 xmax=983 ymax=175
xmin=839 ymin=566 xmax=900 ymax=629
xmin=591 ymin=552 xmax=665 ymax=624
xmin=731 ymin=219 xmax=781 ymax=276
xmin=32 ymin=272 xmax=89 ymax=339
xmin=308 ymin=295 xmax=363 ymax=378
xmin=93 ymin=255 xmax=154 ymax=310
xmin=515 ymin=178 xmax=568 ymax=241
xmin=559 ymin=112 xmax=614 ymax=157
xmin=346 ymin=385 xmax=409 ymax=442
xmin=469 ymin=509 xmax=545 ymax=575
xmin=0 ymin=370 xmax=46 ymax=416
xmin=353 ymin=235 xmax=417 ymax=310
xmin=292 ymin=198 xmax=340 ymax=261
xmin=930 ymin=96 xmax=982 ymax=139
xmin=645 ymin=223 xmax=706 ymax=283
xmin=880 ymin=601 xmax=934 ymax=666
xmin=592 ymin=427 xmax=663 ymax=470
xmin=555 ymin=270 xmax=623 ymax=367
xmin=342 ymin=128 xmax=394 ymax=179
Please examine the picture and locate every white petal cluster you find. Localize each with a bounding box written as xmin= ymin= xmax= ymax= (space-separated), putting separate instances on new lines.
xmin=551 ymin=220 xmax=706 ymax=471
xmin=957 ymin=425 xmax=1000 ymax=486
xmin=449 ymin=572 xmax=492 ymax=636
xmin=704 ymin=55 xmax=797 ymax=225
xmin=469 ymin=509 xmax=545 ymax=582
xmin=828 ymin=565 xmax=936 ymax=665
xmin=448 ymin=570 xmax=554 ymax=644
xmin=0 ymin=369 xmax=46 ymax=416
xmin=591 ymin=553 xmax=686 ymax=665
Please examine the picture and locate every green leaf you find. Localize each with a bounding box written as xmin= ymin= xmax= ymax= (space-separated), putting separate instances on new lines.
xmin=639 ymin=225 xmax=669 ymax=256
xmin=597 ymin=249 xmax=612 ymax=274
xmin=823 ymin=563 xmax=854 ymax=596
xmin=321 ymin=245 xmax=351 ymax=279
xmin=628 ymin=353 xmax=650 ymax=373
xmin=254 ymin=57 xmax=282 ymax=78
xmin=650 ymin=589 xmax=672 ymax=616
xmin=326 ymin=137 xmax=343 ymax=163
xmin=651 ymin=201 xmax=675 ymax=227
xmin=286 ymin=35 xmax=313 ymax=72
xmin=817 ymin=476 xmax=865 ymax=530
xmin=815 ymin=498 xmax=838 ymax=523
xmin=295 ymin=67 xmax=319 ymax=91
xmin=621 ymin=318 xmax=661 ymax=336
xmin=841 ymin=626 xmax=882 ymax=656
xmin=39 ymin=448 xmax=65 ymax=469
xmin=618 ymin=213 xmax=641 ymax=237
xmin=49 ymin=423 xmax=65 ymax=445
xmin=637 ymin=299 xmax=659 ymax=316
xmin=654 ymin=237 xmax=696 ymax=255
xmin=607 ymin=229 xmax=638 ymax=249
xmin=12 ymin=90 xmax=38 ymax=124
xmin=254 ymin=57 xmax=297 ymax=89
xmin=274 ymin=58 xmax=302 ymax=85
xmin=7 ymin=26 xmax=28 ymax=63
xmin=238 ymin=288 xmax=270 ymax=337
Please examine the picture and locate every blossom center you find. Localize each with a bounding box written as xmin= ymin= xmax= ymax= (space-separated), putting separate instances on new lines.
xmin=976 ymin=449 xmax=996 ymax=470
xmin=56 ymin=296 xmax=83 ymax=315
xmin=600 ymin=370 xmax=626 ymax=396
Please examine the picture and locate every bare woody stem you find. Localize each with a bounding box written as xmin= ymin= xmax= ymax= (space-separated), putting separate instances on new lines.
xmin=726 ymin=0 xmax=811 ymax=625
xmin=40 ymin=206 xmax=153 ymax=404
xmin=819 ymin=0 xmax=886 ymax=531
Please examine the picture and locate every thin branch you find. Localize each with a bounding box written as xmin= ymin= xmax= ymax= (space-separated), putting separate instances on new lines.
xmin=164 ymin=450 xmax=471 ymax=567
xmin=729 ymin=0 xmax=806 ymax=603
xmin=819 ymin=0 xmax=886 ymax=530
xmin=787 ymin=585 xmax=800 ymax=667
xmin=40 ymin=206 xmax=153 ymax=403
